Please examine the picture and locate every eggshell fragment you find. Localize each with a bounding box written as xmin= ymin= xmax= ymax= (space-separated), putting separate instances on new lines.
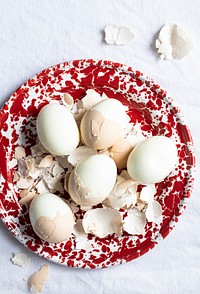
xmin=156 ymin=23 xmax=193 ymax=60
xmin=145 ymin=200 xmax=162 ymax=222
xmin=172 ymin=25 xmax=194 ymax=59
xmin=28 ymin=264 xmax=49 ymax=294
xmin=16 ymin=177 xmax=32 ymax=189
xmin=107 ymin=172 xmax=137 ymax=209
xmin=15 ymin=146 xmax=25 ymax=159
xmin=11 ymin=253 xmax=30 ymax=267
xmin=139 ymin=184 xmax=156 ymax=203
xmin=62 ymin=93 xmax=74 ymax=109
xmin=82 ymin=208 xmax=123 ymax=238
xmin=8 ymin=158 xmax=18 ymax=169
xmin=123 ymin=207 xmax=147 ymax=235
xmin=19 ymin=190 xmax=38 ymax=205
xmin=77 ymin=89 xmax=107 ymax=110
xmin=68 ymin=146 xmax=97 ymax=166
xmin=105 ymin=24 xmax=135 ymax=45
xmin=73 ymin=220 xmax=91 ymax=251
xmin=38 ymin=155 xmax=53 ymax=168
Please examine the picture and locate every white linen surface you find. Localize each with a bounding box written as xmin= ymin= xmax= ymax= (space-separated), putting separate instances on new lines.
xmin=0 ymin=0 xmax=200 ymax=293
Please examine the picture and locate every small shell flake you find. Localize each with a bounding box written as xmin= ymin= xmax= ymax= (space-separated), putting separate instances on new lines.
xmin=105 ymin=24 xmax=135 ymax=45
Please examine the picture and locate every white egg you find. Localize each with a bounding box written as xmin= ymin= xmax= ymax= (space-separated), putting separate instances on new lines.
xmin=29 ymin=193 xmax=75 ymax=243
xmin=68 ymin=154 xmax=117 ymax=206
xmin=37 ymin=103 xmax=79 ymax=155
xmin=127 ymin=136 xmax=178 ymax=184
xmin=80 ymin=99 xmax=129 ymax=150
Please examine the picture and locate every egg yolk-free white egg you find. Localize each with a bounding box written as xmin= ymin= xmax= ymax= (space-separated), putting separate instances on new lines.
xmin=68 ymin=154 xmax=117 ymax=206
xmin=127 ymin=136 xmax=178 ymax=184
xmin=37 ymin=103 xmax=79 ymax=156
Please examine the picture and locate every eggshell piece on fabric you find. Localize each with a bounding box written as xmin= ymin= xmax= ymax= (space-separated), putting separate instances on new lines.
xmin=156 ymin=23 xmax=193 ymax=60
xmin=105 ymin=24 xmax=135 ymax=45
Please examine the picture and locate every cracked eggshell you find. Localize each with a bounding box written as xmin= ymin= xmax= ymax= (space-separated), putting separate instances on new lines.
xmin=139 ymin=184 xmax=156 ymax=203
xmin=77 ymin=89 xmax=107 ymax=110
xmin=29 ymin=193 xmax=75 ymax=243
xmin=104 ymin=24 xmax=135 ymax=45
xmin=107 ymin=174 xmax=137 ymax=209
xmin=156 ymin=23 xmax=193 ymax=60
xmin=82 ymin=208 xmax=123 ymax=238
xmin=68 ymin=154 xmax=117 ymax=206
xmin=123 ymin=207 xmax=147 ymax=235
xmin=145 ymin=200 xmax=162 ymax=222
xmin=80 ymin=99 xmax=129 ymax=150
xmin=11 ymin=253 xmax=30 ymax=267
xmin=171 ymin=25 xmax=193 ymax=60
xmin=127 ymin=136 xmax=178 ymax=184
xmin=37 ymin=104 xmax=79 ymax=156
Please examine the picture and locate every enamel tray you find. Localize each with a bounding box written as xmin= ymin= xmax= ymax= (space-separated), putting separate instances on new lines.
xmin=0 ymin=59 xmax=195 ymax=268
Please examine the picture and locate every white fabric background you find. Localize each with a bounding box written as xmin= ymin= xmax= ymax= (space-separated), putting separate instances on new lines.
xmin=0 ymin=0 xmax=200 ymax=293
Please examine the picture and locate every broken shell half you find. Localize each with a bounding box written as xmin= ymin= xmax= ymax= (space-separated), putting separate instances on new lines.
xmin=139 ymin=184 xmax=156 ymax=203
xmin=77 ymin=89 xmax=107 ymax=110
xmin=123 ymin=207 xmax=147 ymax=235
xmin=156 ymin=23 xmax=193 ymax=60
xmin=82 ymin=208 xmax=123 ymax=238
xmin=104 ymin=24 xmax=135 ymax=45
xmin=107 ymin=174 xmax=137 ymax=209
xmin=73 ymin=219 xmax=92 ymax=251
xmin=145 ymin=200 xmax=162 ymax=222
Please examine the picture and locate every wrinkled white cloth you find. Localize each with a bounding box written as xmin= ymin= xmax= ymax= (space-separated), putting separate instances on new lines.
xmin=0 ymin=0 xmax=200 ymax=293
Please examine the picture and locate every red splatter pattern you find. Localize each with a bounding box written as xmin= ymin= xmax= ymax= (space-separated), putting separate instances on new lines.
xmin=0 ymin=59 xmax=195 ymax=269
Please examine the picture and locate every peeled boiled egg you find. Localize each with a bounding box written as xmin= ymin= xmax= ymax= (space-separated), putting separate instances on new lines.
xmin=37 ymin=104 xmax=79 ymax=156
xmin=29 ymin=193 xmax=75 ymax=243
xmin=80 ymin=99 xmax=129 ymax=150
xmin=127 ymin=136 xmax=178 ymax=184
xmin=68 ymin=154 xmax=117 ymax=206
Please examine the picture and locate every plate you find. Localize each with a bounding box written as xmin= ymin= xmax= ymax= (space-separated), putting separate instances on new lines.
xmin=0 ymin=59 xmax=195 ymax=269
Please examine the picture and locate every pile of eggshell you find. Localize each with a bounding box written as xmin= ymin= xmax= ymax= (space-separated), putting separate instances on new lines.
xmin=14 ymin=90 xmax=178 ymax=244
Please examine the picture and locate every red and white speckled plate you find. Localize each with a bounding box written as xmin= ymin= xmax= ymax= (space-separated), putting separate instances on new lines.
xmin=0 ymin=59 xmax=195 ymax=269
